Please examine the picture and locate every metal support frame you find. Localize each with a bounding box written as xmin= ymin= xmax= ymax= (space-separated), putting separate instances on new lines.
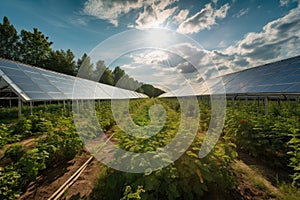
xmin=76 ymin=100 xmax=79 ymax=112
xmin=231 ymin=96 xmax=235 ymax=112
xmin=264 ymin=96 xmax=268 ymax=115
xmin=30 ymin=101 xmax=33 ymax=115
xmin=257 ymin=96 xmax=260 ymax=114
xmin=18 ymin=98 xmax=22 ymax=117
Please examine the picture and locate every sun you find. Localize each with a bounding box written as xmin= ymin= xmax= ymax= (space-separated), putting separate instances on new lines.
xmin=144 ymin=28 xmax=174 ymax=48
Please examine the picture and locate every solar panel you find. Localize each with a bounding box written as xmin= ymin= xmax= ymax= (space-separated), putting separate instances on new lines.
xmin=0 ymin=58 xmax=148 ymax=101
xmin=159 ymin=55 xmax=300 ymax=97
xmin=283 ymin=83 xmax=300 ymax=93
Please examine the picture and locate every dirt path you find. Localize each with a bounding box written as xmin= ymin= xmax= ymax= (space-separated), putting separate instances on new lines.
xmin=17 ymin=129 xmax=116 ymax=200
xmin=233 ymin=160 xmax=282 ymax=199
xmin=19 ymin=152 xmax=102 ymax=200
xmin=232 ymin=151 xmax=285 ymax=200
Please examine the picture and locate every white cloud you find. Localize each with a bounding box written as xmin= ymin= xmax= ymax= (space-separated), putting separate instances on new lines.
xmin=143 ymin=3 xmax=300 ymax=79
xmin=177 ymin=3 xmax=230 ymax=34
xmin=167 ymin=43 xmax=213 ymax=70
xmin=118 ymin=43 xmax=216 ymax=87
xmin=280 ymin=0 xmax=299 ymax=6
xmin=173 ymin=9 xmax=189 ymax=23
xmin=234 ymin=8 xmax=250 ymax=18
xmin=75 ymin=18 xmax=89 ymax=26
xmin=131 ymin=50 xmax=170 ymax=65
xmin=133 ymin=0 xmax=178 ymax=29
xmin=211 ymin=4 xmax=300 ymax=73
xmin=83 ymin=0 xmax=146 ymax=26
xmin=83 ymin=0 xmax=178 ymax=28
xmin=122 ymin=64 xmax=138 ymax=69
xmin=83 ymin=0 xmax=230 ymax=34
xmin=217 ymin=40 xmax=228 ymax=48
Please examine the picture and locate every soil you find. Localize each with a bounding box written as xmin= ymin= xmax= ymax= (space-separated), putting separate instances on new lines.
xmin=19 ymin=152 xmax=102 ymax=200
xmin=231 ymin=151 xmax=285 ymax=200
xmin=232 ymin=160 xmax=281 ymax=200
xmin=17 ymin=129 xmax=116 ymax=200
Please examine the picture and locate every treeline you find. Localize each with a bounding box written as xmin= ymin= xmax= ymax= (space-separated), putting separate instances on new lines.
xmin=0 ymin=16 xmax=164 ymax=97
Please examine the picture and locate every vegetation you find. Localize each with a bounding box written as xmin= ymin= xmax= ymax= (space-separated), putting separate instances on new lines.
xmin=0 ymin=98 xmax=299 ymax=199
xmin=224 ymin=100 xmax=300 ymax=186
xmin=91 ymin=99 xmax=300 ymax=199
xmin=92 ymin=99 xmax=237 ymax=199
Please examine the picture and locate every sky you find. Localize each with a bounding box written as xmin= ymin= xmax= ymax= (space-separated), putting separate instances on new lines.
xmin=1 ymin=0 xmax=300 ymax=90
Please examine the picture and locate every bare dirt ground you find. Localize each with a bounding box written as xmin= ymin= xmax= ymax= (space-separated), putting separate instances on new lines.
xmin=17 ymin=129 xmax=116 ymax=200
xmin=232 ymin=160 xmax=281 ymax=200
xmin=231 ymin=151 xmax=285 ymax=200
xmin=19 ymin=152 xmax=102 ymax=200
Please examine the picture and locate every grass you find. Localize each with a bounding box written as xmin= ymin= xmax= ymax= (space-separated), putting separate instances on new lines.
xmin=278 ymin=182 xmax=300 ymax=200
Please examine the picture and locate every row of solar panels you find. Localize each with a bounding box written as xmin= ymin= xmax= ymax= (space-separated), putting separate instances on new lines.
xmin=1 ymin=55 xmax=300 ymax=101
xmin=0 ymin=59 xmax=147 ymax=101
xmin=160 ymin=55 xmax=300 ymax=98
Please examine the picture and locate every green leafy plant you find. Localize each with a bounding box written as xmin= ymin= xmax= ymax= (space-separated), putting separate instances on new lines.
xmin=287 ymin=127 xmax=300 ymax=187
xmin=93 ymin=99 xmax=237 ymax=199
xmin=120 ymin=185 xmax=145 ymax=200
xmin=0 ymin=165 xmax=22 ymax=200
xmin=19 ymin=148 xmax=49 ymax=181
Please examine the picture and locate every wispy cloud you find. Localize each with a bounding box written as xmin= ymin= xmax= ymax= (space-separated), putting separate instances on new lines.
xmin=130 ymin=50 xmax=170 ymax=65
xmin=82 ymin=0 xmax=178 ymax=28
xmin=132 ymin=0 xmax=179 ymax=29
xmin=176 ymin=3 xmax=230 ymax=34
xmin=82 ymin=0 xmax=230 ymax=34
xmin=83 ymin=0 xmax=146 ymax=26
xmin=280 ymin=0 xmax=299 ymax=7
xmin=212 ymin=4 xmax=300 ymax=72
xmin=174 ymin=9 xmax=189 ymax=23
xmin=233 ymin=8 xmax=249 ymax=18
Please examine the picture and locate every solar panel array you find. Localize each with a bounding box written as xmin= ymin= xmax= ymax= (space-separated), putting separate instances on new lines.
xmin=160 ymin=55 xmax=300 ymax=97
xmin=0 ymin=59 xmax=147 ymax=101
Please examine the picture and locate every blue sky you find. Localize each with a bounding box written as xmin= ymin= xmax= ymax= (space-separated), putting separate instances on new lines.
xmin=1 ymin=0 xmax=300 ymax=89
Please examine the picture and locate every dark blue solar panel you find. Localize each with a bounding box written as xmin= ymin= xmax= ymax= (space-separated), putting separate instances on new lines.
xmin=19 ymin=83 xmax=43 ymax=92
xmin=0 ymin=60 xmax=19 ymax=69
xmin=18 ymin=64 xmax=40 ymax=73
xmin=263 ymin=84 xmax=294 ymax=93
xmin=0 ymin=67 xmax=27 ymax=77
xmin=221 ymin=56 xmax=300 ymax=94
xmin=26 ymin=92 xmax=52 ymax=100
xmin=283 ymin=83 xmax=300 ymax=93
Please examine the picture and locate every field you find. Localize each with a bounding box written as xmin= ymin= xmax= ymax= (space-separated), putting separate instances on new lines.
xmin=0 ymin=98 xmax=299 ymax=199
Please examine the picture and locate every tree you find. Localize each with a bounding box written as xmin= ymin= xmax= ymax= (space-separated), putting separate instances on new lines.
xmin=0 ymin=16 xmax=19 ymax=60
xmin=113 ymin=66 xmax=126 ymax=85
xmin=45 ymin=49 xmax=76 ymax=75
xmin=140 ymin=84 xmax=164 ymax=97
xmin=76 ymin=53 xmax=94 ymax=80
xmin=19 ymin=28 xmax=53 ymax=67
xmin=95 ymin=60 xmax=114 ymax=85
xmin=112 ymin=66 xmax=164 ymax=96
